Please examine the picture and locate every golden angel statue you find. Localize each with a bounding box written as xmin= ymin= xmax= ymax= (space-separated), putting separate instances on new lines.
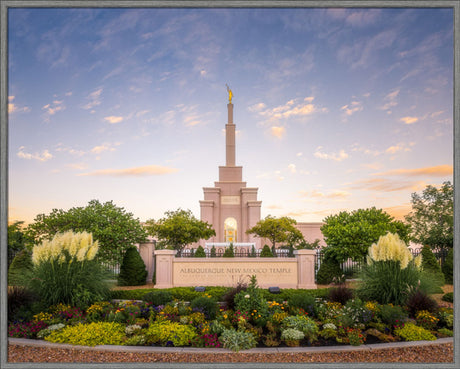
xmin=226 ymin=84 xmax=233 ymax=103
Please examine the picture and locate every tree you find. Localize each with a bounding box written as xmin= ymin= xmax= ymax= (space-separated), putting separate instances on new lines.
xmin=26 ymin=200 xmax=148 ymax=266
xmin=118 ymin=246 xmax=148 ymax=286
xmin=145 ymin=208 xmax=215 ymax=254
xmin=321 ymin=207 xmax=411 ymax=263
xmin=246 ymin=215 xmax=303 ymax=250
xmin=405 ymin=181 xmax=453 ymax=252
xmin=8 ymin=221 xmax=32 ymax=266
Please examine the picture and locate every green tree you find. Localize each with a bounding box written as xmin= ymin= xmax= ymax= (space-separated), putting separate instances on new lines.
xmin=8 ymin=221 xmax=32 ymax=266
xmin=405 ymin=181 xmax=453 ymax=252
xmin=145 ymin=209 xmax=215 ymax=254
xmin=321 ymin=207 xmax=411 ymax=263
xmin=118 ymin=246 xmax=148 ymax=286
xmin=246 ymin=215 xmax=303 ymax=250
xmin=194 ymin=245 xmax=206 ymax=257
xmin=259 ymin=244 xmax=274 ymax=257
xmin=25 ymin=200 xmax=148 ymax=266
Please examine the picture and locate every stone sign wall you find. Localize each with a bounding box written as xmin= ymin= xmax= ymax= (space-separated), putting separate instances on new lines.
xmin=154 ymin=249 xmax=316 ymax=289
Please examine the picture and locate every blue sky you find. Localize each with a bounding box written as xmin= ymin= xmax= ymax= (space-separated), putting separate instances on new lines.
xmin=8 ymin=7 xmax=454 ymax=225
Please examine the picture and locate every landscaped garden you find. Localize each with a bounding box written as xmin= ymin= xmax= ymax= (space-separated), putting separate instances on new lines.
xmin=8 ymin=230 xmax=454 ymax=352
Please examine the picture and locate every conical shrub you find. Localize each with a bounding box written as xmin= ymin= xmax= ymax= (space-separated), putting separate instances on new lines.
xmin=8 ymin=249 xmax=33 ymax=286
xmin=118 ymin=246 xmax=148 ymax=286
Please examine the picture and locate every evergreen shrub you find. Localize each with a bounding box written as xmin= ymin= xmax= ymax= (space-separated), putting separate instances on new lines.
xmin=442 ymin=248 xmax=453 ymax=284
xmin=210 ymin=246 xmax=217 ymax=257
xmin=260 ymin=245 xmax=274 ymax=257
xmin=190 ymin=296 xmax=218 ymax=320
xmin=142 ymin=290 xmax=172 ymax=306
xmin=8 ymin=249 xmax=34 ymax=286
xmin=316 ymin=256 xmax=342 ymax=285
xmin=118 ymin=246 xmax=148 ymax=286
xmin=223 ymin=244 xmax=234 ymax=257
xmin=194 ymin=246 xmax=206 ymax=257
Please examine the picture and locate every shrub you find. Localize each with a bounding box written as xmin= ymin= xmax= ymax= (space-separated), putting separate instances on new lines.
xmin=220 ymin=328 xmax=257 ymax=352
xmin=328 ymin=285 xmax=354 ymax=305
xmin=194 ymin=246 xmax=206 ymax=258
xmin=191 ymin=333 xmax=221 ymax=348
xmin=421 ymin=245 xmax=442 ymax=274
xmin=281 ymin=315 xmax=319 ymax=343
xmin=437 ymin=308 xmax=454 ymax=329
xmin=442 ymin=248 xmax=453 ymax=284
xmin=190 ymin=296 xmax=219 ymax=320
xmin=222 ymin=281 xmax=248 ymax=310
xmin=46 ymin=322 xmax=125 ymax=346
xmin=316 ymin=256 xmax=342 ymax=284
xmin=223 ymin=244 xmax=234 ymax=257
xmin=281 ymin=328 xmax=304 ymax=346
xmin=8 ymin=249 xmax=33 ymax=286
xmin=405 ymin=289 xmax=438 ymax=317
xmin=146 ymin=321 xmax=196 ymax=346
xmin=357 ymin=233 xmax=428 ymax=305
xmin=28 ymin=231 xmax=110 ymax=309
xmin=250 ymin=245 xmax=257 ymax=257
xmin=437 ymin=328 xmax=453 ymax=337
xmin=37 ymin=323 xmax=66 ymax=338
xmin=7 ymin=286 xmax=39 ymax=323
xmin=415 ymin=310 xmax=439 ymax=330
xmin=288 ymin=293 xmax=316 ymax=316
xmin=118 ymin=246 xmax=148 ymax=286
xmin=259 ymin=245 xmax=274 ymax=257
xmin=210 ymin=246 xmax=216 ymax=257
xmin=234 ymin=276 xmax=269 ymax=326
xmin=8 ymin=321 xmax=48 ymax=338
xmin=394 ymin=323 xmax=436 ymax=341
xmin=442 ymin=292 xmax=453 ymax=303
xmin=378 ymin=304 xmax=408 ymax=330
xmin=142 ymin=290 xmax=173 ymax=306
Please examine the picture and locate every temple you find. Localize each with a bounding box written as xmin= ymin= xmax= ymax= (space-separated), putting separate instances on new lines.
xmin=199 ymin=94 xmax=262 ymax=249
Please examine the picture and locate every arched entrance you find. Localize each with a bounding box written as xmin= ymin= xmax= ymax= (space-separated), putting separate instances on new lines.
xmin=224 ymin=217 xmax=237 ymax=243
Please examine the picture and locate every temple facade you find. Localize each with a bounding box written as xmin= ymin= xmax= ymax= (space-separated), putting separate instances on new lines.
xmin=199 ymin=99 xmax=262 ymax=248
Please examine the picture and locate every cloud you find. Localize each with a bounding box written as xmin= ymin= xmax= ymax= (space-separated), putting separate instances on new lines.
xmin=341 ymin=100 xmax=363 ymax=117
xmin=385 ymin=142 xmax=414 ymax=154
xmin=373 ymin=165 xmax=453 ymax=177
xmin=252 ymin=97 xmax=326 ymax=124
xmin=383 ymin=204 xmax=412 ymax=220
xmin=8 ymin=96 xmax=30 ymax=114
xmin=288 ymin=164 xmax=296 ymax=173
xmin=380 ymin=89 xmax=400 ymax=113
xmin=299 ymin=189 xmax=351 ymax=199
xmin=78 ymin=165 xmax=178 ymax=177
xmin=83 ymin=88 xmax=103 ymax=110
xmin=90 ymin=143 xmax=119 ymax=154
xmin=400 ymin=116 xmax=419 ymax=124
xmin=17 ymin=146 xmax=53 ymax=162
xmin=314 ymin=146 xmax=349 ymax=162
xmin=270 ymin=126 xmax=286 ymax=139
xmin=349 ymin=177 xmax=427 ymax=192
xmin=42 ymin=100 xmax=65 ymax=116
xmin=104 ymin=116 xmax=123 ymax=124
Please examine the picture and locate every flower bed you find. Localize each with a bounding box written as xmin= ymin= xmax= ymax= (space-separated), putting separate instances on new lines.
xmin=8 ymin=282 xmax=453 ymax=352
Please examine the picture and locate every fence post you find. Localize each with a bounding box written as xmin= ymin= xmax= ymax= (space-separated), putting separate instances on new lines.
xmin=154 ymin=249 xmax=175 ymax=288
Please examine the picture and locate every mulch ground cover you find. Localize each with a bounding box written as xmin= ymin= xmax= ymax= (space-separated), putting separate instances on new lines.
xmin=8 ymin=341 xmax=454 ymax=363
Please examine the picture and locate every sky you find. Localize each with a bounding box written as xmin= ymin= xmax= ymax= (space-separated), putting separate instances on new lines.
xmin=7 ymin=7 xmax=454 ymax=226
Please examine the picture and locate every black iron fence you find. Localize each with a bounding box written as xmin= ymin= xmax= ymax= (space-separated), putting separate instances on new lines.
xmin=176 ymin=248 xmax=293 ymax=258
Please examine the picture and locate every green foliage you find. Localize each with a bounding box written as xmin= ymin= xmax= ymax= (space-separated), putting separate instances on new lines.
xmin=316 ymin=256 xmax=342 ymax=284
xmin=223 ymin=244 xmax=235 ymax=257
xmin=250 ymin=245 xmax=257 ymax=257
xmin=26 ymin=200 xmax=148 ymax=266
xmin=7 ymin=286 xmax=39 ymax=323
xmin=357 ymin=260 xmax=421 ymax=305
xmin=145 ymin=208 xmax=215 ymax=253
xmin=259 ymin=244 xmax=274 ymax=257
xmin=287 ymin=293 xmax=316 ymax=316
xmin=234 ymin=277 xmax=269 ymax=325
xmin=281 ymin=328 xmax=304 ymax=343
xmin=378 ymin=304 xmax=408 ymax=329
xmin=220 ymin=328 xmax=257 ymax=352
xmin=194 ymin=246 xmax=206 ymax=257
xmin=442 ymin=248 xmax=453 ymax=284
xmin=142 ymin=290 xmax=173 ymax=306
xmin=118 ymin=247 xmax=147 ymax=286
xmin=437 ymin=328 xmax=453 ymax=337
xmin=8 ymin=249 xmax=33 ymax=286
xmin=281 ymin=315 xmax=319 ymax=343
xmin=405 ymin=181 xmax=453 ymax=252
xmin=210 ymin=246 xmax=216 ymax=257
xmin=442 ymin=292 xmax=453 ymax=303
xmin=28 ymin=231 xmax=110 ymax=309
xmin=421 ymin=245 xmax=441 ymax=274
xmin=321 ymin=207 xmax=411 ymax=263
xmin=394 ymin=322 xmax=436 ymax=341
xmin=190 ymin=296 xmax=218 ymax=320
xmin=246 ymin=215 xmax=303 ymax=249
xmin=8 ymin=221 xmax=32 ymax=267
xmin=45 ymin=322 xmax=125 ymax=346
xmin=146 ymin=321 xmax=196 ymax=346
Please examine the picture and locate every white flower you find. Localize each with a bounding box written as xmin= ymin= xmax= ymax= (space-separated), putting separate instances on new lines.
xmin=244 ymin=294 xmax=250 ymax=299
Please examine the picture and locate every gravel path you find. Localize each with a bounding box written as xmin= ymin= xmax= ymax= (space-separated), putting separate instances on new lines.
xmin=8 ymin=339 xmax=454 ymax=363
